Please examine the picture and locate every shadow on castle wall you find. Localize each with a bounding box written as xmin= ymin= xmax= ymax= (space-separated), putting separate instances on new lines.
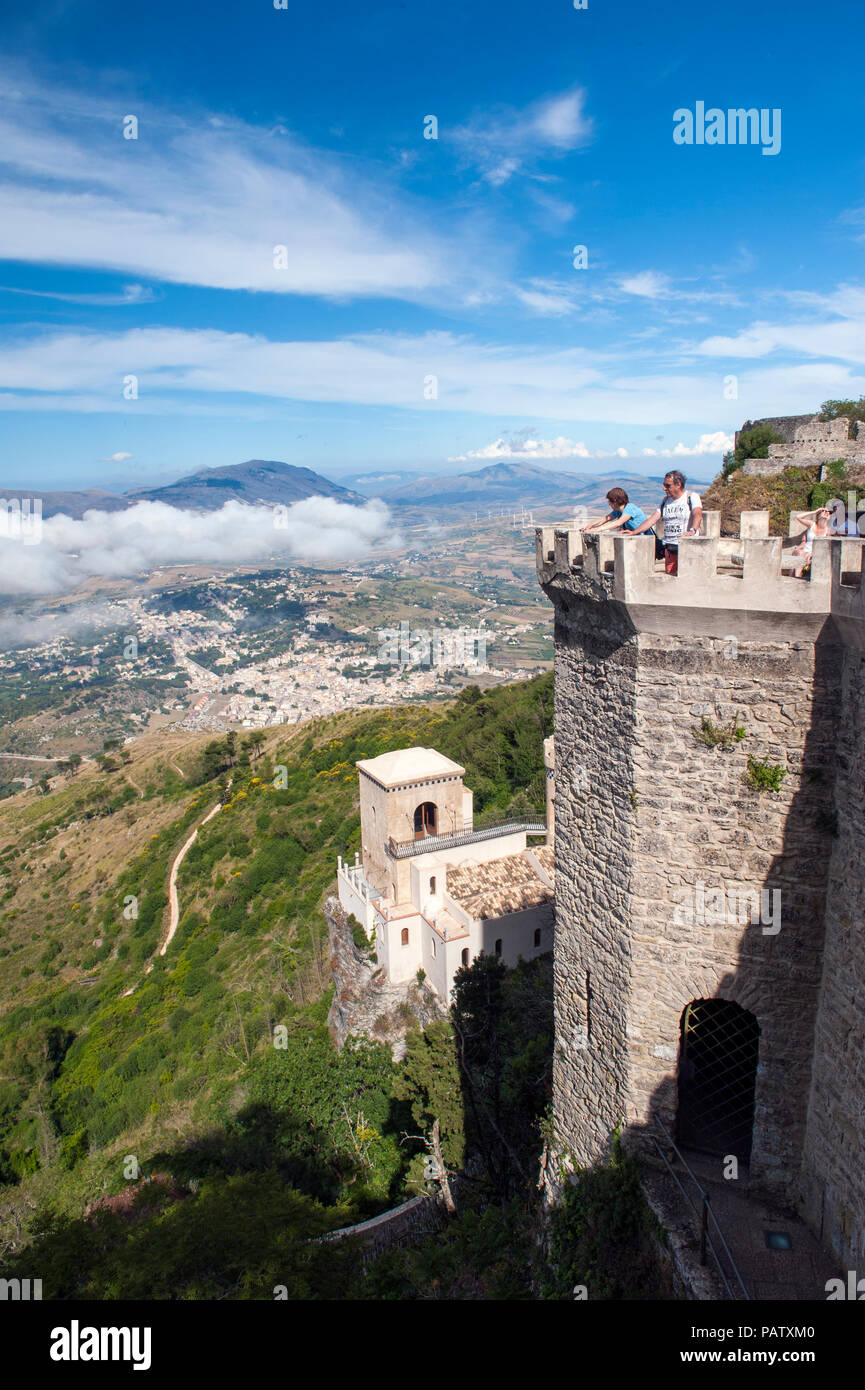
xmin=620 ymin=620 xmax=857 ymax=1272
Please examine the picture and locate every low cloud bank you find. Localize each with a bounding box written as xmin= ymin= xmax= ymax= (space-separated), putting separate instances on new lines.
xmin=0 ymin=496 xmax=395 ymax=596
xmin=0 ymin=603 xmax=122 ymax=651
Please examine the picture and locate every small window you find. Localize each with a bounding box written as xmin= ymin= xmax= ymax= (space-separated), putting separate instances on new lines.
xmin=401 ymin=927 xmax=409 ymax=947
xmin=431 ymin=937 xmax=436 ymax=958
xmin=495 ymin=939 xmax=502 ymax=956
xmin=461 ymin=948 xmax=469 ymax=967
xmin=533 ymin=928 xmax=541 ymax=947
xmin=429 ymin=876 xmax=436 ymax=894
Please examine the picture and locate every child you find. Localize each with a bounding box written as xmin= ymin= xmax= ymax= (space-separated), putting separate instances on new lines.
xmin=581 ymin=488 xmax=650 ymax=535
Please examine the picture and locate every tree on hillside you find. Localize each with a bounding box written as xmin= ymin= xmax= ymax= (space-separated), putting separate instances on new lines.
xmin=246 ymin=731 xmax=267 ymax=759
xmin=450 ymin=954 xmax=554 ymax=1203
xmin=818 ymin=396 xmax=865 ymax=424
xmin=395 ymin=1021 xmax=464 ymax=1211
xmin=451 ymin=955 xmax=524 ymax=1201
xmin=722 ymin=424 xmax=785 ymax=478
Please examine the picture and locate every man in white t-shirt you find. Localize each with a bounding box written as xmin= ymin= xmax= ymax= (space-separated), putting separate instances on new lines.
xmin=631 ymin=470 xmax=703 ymax=575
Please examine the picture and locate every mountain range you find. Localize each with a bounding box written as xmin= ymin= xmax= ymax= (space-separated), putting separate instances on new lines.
xmin=3 ymin=458 xmax=712 ymax=519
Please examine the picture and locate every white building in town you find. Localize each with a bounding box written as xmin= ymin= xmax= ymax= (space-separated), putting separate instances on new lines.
xmin=337 ymin=744 xmax=555 ymax=1002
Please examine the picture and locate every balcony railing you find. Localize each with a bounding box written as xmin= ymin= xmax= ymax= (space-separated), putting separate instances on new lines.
xmin=387 ymin=818 xmax=546 ymax=859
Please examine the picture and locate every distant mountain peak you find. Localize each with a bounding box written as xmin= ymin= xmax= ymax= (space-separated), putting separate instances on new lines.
xmin=124 ymin=460 xmax=364 ymax=511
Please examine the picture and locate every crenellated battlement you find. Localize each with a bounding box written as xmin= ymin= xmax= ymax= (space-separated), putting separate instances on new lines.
xmin=536 ymin=511 xmax=865 ymax=628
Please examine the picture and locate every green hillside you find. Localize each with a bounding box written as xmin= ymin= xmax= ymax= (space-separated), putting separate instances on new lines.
xmin=0 ymin=674 xmax=553 ymax=1290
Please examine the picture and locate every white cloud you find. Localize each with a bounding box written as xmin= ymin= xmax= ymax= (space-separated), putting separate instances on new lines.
xmin=530 ymin=91 xmax=594 ymax=149
xmin=448 ymin=434 xmax=592 ymax=462
xmin=454 ymin=87 xmax=594 ymax=185
xmin=617 ymin=271 xmax=672 ymax=300
xmin=0 ymin=602 xmax=121 ymax=651
xmin=0 ymin=497 xmax=394 ymax=596
xmin=103 ymin=451 xmax=134 ymax=462
xmin=616 ymin=270 xmax=740 ymax=306
xmin=641 ymin=431 xmax=733 ymax=457
xmin=0 ymin=70 xmax=455 ymax=302
xmin=513 ymin=279 xmax=580 ymax=316
xmin=0 ymin=282 xmax=154 ymax=306
xmin=1 ymin=323 xmax=863 ymax=429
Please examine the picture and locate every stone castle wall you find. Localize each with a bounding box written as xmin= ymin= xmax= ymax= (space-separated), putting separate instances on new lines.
xmin=550 ymin=586 xmax=638 ymax=1163
xmin=737 ymin=414 xmax=818 ymax=445
xmin=539 ymin=524 xmax=865 ymax=1268
xmin=322 ymin=1193 xmax=446 ymax=1265
xmin=739 ymin=414 xmax=865 ymax=476
xmin=801 ymin=637 xmax=865 ymax=1269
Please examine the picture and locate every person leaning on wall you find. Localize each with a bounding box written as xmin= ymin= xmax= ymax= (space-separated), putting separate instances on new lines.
xmin=580 ymin=487 xmax=653 ymax=537
xmin=630 ymin=470 xmax=703 ymax=575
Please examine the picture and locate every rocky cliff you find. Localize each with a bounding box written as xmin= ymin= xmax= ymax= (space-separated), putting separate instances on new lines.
xmin=325 ymin=896 xmax=445 ymax=1059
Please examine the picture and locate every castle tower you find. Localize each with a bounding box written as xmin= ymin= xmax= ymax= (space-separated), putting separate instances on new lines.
xmin=356 ymin=748 xmax=471 ymax=904
xmin=537 ymin=523 xmax=865 ymax=1269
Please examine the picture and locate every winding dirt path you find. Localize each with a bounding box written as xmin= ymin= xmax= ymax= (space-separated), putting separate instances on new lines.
xmin=160 ymin=802 xmax=222 ymax=957
xmin=119 ymin=796 xmax=223 ymax=996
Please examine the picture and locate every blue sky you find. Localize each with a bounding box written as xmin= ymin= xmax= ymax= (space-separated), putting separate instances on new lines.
xmin=0 ymin=0 xmax=863 ymax=491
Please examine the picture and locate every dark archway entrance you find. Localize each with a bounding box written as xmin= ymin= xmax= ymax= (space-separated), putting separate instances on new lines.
xmin=413 ymin=802 xmax=437 ymax=839
xmin=676 ymin=999 xmax=760 ymax=1161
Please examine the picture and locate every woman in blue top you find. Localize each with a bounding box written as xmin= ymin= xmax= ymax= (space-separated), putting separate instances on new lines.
xmin=582 ymin=487 xmax=651 ymax=535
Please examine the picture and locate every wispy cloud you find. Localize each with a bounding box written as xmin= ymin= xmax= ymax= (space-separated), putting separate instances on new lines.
xmin=0 ymin=282 xmax=155 ymax=306
xmin=453 ymin=87 xmax=594 ymax=186
xmin=695 ymin=288 xmax=865 ymax=361
xmin=0 ymin=68 xmax=457 ymax=302
xmin=617 ymin=270 xmax=672 ymax=300
xmin=0 ymin=323 xmax=863 ymax=427
xmin=616 ymin=270 xmax=741 ymax=306
xmin=513 ymin=279 xmax=582 ymax=316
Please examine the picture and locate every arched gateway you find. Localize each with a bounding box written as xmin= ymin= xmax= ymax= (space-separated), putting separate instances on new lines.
xmin=676 ymin=998 xmax=760 ymax=1162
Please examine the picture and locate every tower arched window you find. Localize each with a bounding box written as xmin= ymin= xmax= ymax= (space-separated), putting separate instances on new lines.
xmin=461 ymin=948 xmax=469 ymax=967
xmin=414 ymin=802 xmax=437 ymax=839
xmin=495 ymin=939 xmax=502 ymax=956
xmin=401 ymin=927 xmax=409 ymax=947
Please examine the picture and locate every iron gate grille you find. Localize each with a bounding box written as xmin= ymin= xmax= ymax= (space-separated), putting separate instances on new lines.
xmin=677 ymin=999 xmax=760 ymax=1161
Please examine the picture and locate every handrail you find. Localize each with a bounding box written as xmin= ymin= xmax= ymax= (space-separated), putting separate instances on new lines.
xmin=649 ymin=1115 xmax=750 ymax=1301
xmin=387 ymin=818 xmax=546 ymax=859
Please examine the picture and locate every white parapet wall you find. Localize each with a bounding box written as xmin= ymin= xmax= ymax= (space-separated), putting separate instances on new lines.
xmin=336 ymin=858 xmax=376 ymax=934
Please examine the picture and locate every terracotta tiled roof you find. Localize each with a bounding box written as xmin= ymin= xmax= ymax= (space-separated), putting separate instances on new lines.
xmin=446 ymin=845 xmax=554 ymax=920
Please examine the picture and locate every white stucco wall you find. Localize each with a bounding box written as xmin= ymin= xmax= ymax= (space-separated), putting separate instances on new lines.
xmin=380 ymin=911 xmax=425 ymax=983
xmin=337 ymin=866 xmax=376 ymax=933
